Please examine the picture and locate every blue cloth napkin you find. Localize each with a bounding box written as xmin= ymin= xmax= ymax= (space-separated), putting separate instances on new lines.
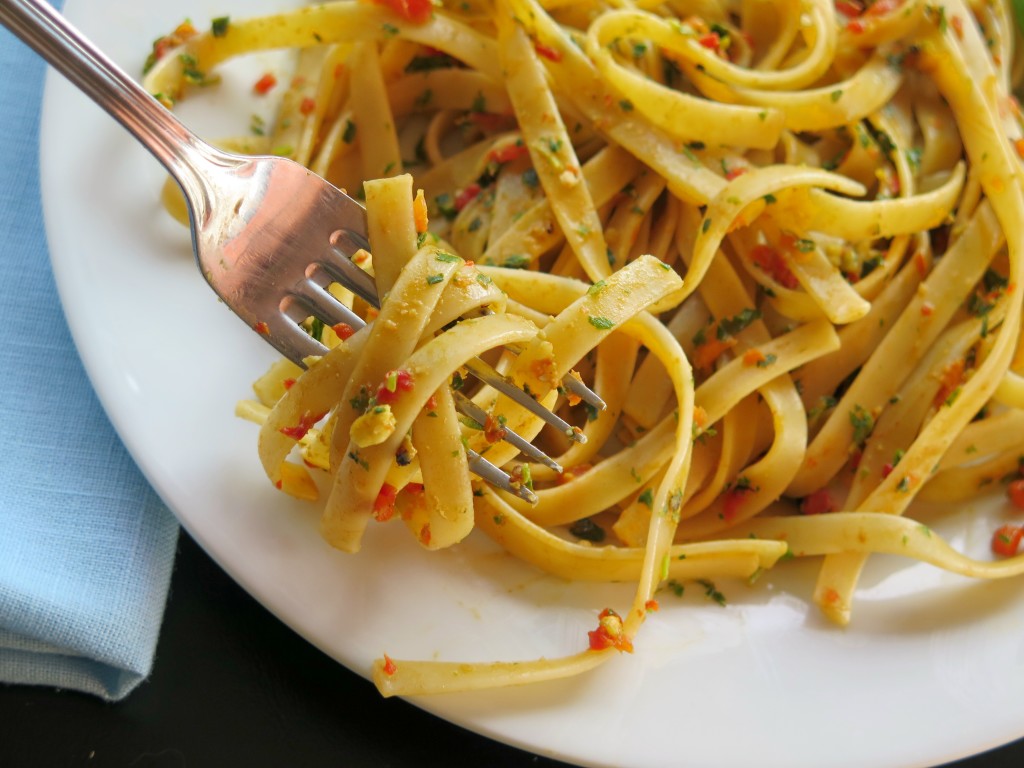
xmin=0 ymin=15 xmax=179 ymax=701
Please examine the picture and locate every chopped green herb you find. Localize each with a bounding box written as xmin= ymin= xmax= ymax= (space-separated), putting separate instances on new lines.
xmin=693 ymin=424 xmax=717 ymax=444
xmin=886 ymin=51 xmax=906 ymax=71
xmin=502 ymin=253 xmax=531 ymax=269
xmin=849 ymin=404 xmax=875 ymax=446
xmin=309 ymin=317 xmax=324 ymax=342
xmin=405 ymin=54 xmax=458 ymax=73
xmin=426 ymin=274 xmax=445 ymax=285
xmin=983 ymin=268 xmax=1009 ymax=292
xmin=638 ymin=488 xmax=654 ymax=508
xmin=569 ymin=517 xmax=605 ymax=543
xmin=697 ymin=579 xmax=727 ymax=606
xmin=349 ymin=386 xmax=371 ymax=412
xmin=717 ymin=308 xmax=761 ymax=339
xmin=211 ymin=16 xmax=230 ymax=37
xmin=808 ymin=395 xmax=838 ymax=419
xmin=945 ymin=386 xmax=962 ymax=407
xmin=905 ymin=147 xmax=922 ymax=173
xmin=414 ymin=88 xmax=433 ymax=108
xmin=178 ymin=53 xmax=215 ymax=86
xmin=435 ymin=193 xmax=457 ymax=220
xmin=588 ymin=315 xmax=615 ymax=330
xmin=968 ymin=293 xmax=995 ymax=317
xmin=342 ymin=119 xmax=357 ymax=144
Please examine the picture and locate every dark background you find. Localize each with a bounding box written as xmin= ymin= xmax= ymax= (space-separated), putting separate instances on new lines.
xmin=0 ymin=532 xmax=1021 ymax=768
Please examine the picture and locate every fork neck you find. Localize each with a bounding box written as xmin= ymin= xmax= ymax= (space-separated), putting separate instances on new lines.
xmin=1 ymin=0 xmax=214 ymax=218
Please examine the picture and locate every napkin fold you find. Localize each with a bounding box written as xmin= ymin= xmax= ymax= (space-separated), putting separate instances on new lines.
xmin=0 ymin=18 xmax=179 ymax=701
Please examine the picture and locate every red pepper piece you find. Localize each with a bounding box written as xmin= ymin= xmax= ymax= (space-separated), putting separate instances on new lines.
xmin=253 ymin=73 xmax=277 ymax=95
xmin=992 ymin=524 xmax=1023 ymax=557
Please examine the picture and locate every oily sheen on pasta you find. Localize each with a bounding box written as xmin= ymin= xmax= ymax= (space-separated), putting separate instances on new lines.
xmin=146 ymin=0 xmax=1024 ymax=696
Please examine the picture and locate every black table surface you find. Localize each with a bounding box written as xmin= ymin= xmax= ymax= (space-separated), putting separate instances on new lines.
xmin=1 ymin=532 xmax=1023 ymax=768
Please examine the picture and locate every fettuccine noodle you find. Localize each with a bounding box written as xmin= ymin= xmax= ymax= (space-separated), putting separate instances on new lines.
xmin=147 ymin=0 xmax=1024 ymax=696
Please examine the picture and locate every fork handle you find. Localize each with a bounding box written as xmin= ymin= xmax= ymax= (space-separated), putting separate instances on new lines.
xmin=0 ymin=0 xmax=211 ymax=213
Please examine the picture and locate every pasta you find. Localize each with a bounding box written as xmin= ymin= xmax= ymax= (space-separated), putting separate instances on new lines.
xmin=146 ymin=0 xmax=1024 ymax=697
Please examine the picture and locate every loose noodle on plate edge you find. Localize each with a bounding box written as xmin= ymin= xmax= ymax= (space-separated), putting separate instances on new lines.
xmin=145 ymin=0 xmax=1024 ymax=696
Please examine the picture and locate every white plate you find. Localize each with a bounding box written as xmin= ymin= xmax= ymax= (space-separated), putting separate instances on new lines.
xmin=40 ymin=2 xmax=1024 ymax=766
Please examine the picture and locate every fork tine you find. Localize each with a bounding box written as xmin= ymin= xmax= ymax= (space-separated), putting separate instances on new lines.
xmin=295 ymin=267 xmax=366 ymax=329
xmin=562 ymin=375 xmax=607 ymax=412
xmin=266 ymin=300 xmax=327 ymax=365
xmin=467 ymin=449 xmax=537 ymax=503
xmin=463 ymin=358 xmax=586 ymax=444
xmin=452 ymin=391 xmax=562 ymax=472
xmin=322 ymin=241 xmax=377 ymax=306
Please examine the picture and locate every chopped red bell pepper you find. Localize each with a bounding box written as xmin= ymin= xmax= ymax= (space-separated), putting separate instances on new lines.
xmin=487 ymin=143 xmax=530 ymax=165
xmin=279 ymin=410 xmax=326 ymax=441
xmin=253 ymin=73 xmax=278 ymax=95
xmin=992 ymin=524 xmax=1023 ymax=557
xmin=373 ymin=483 xmax=398 ymax=522
xmin=800 ymin=488 xmax=835 ymax=515
xmin=533 ymin=42 xmax=563 ymax=62
xmin=587 ymin=608 xmax=633 ymax=652
xmin=332 ymin=322 xmax=356 ymax=340
xmin=697 ymin=33 xmax=720 ymax=52
xmin=454 ymin=183 xmax=482 ymax=212
xmin=371 ymin=0 xmax=433 ymax=24
xmin=750 ymin=244 xmax=799 ymax=289
xmin=1008 ymin=479 xmax=1024 ymax=511
xmin=375 ymin=369 xmax=415 ymax=405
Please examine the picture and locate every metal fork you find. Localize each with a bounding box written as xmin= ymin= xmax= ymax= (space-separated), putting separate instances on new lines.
xmin=1 ymin=0 xmax=607 ymax=502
